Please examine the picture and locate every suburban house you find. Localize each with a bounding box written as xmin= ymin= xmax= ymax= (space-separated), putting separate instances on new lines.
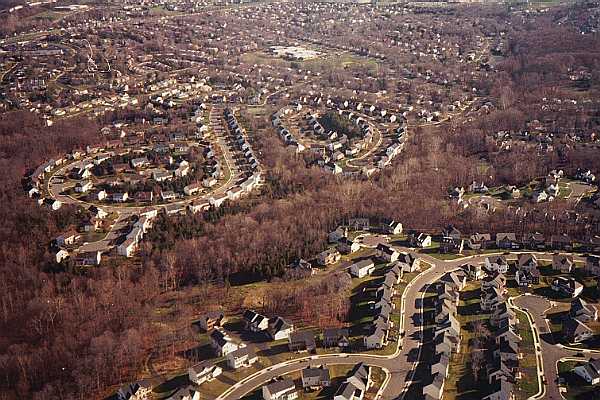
xmin=522 ymin=232 xmax=546 ymax=250
xmin=287 ymin=259 xmax=315 ymax=275
xmin=551 ymin=277 xmax=584 ymax=298
xmin=333 ymin=363 xmax=371 ymax=400
xmin=496 ymin=233 xmax=520 ymax=249
xmin=570 ymin=298 xmax=598 ymax=322
xmin=316 ymin=248 xmax=341 ymax=266
xmin=562 ymin=318 xmax=594 ymax=344
xmin=410 ymin=232 xmax=432 ymax=248
xmin=462 ymin=263 xmax=485 ymax=280
xmin=328 ymin=226 xmax=348 ymax=243
xmin=194 ymin=311 xmax=224 ymax=332
xmin=443 ymin=225 xmax=462 ymax=240
xmin=116 ymin=380 xmax=153 ymax=400
xmin=573 ymin=358 xmax=600 ymax=385
xmin=518 ymin=254 xmax=538 ymax=272
xmin=422 ymin=372 xmax=445 ymax=400
xmin=586 ymin=256 xmax=600 ymax=277
xmin=301 ymin=365 xmax=331 ymax=390
xmin=210 ymin=328 xmax=242 ymax=357
xmin=349 ymin=259 xmax=376 ymax=278
xmin=188 ymin=362 xmax=222 ymax=385
xmin=550 ymin=234 xmax=573 ymax=251
xmin=268 ymin=316 xmax=294 ymax=340
xmin=552 ymin=254 xmax=574 ymax=274
xmin=381 ymin=219 xmax=403 ymax=235
xmin=226 ymin=346 xmax=258 ymax=370
xmin=485 ymin=256 xmax=509 ymax=274
xmin=337 ymin=237 xmax=361 ymax=254
xmin=164 ymin=385 xmax=200 ymax=400
xmin=243 ymin=310 xmax=270 ymax=332
xmin=483 ymin=378 xmax=514 ymax=400
xmin=73 ymin=250 xmax=102 ymax=266
xmin=515 ymin=269 xmax=540 ymax=287
xmin=262 ymin=379 xmax=298 ymax=400
xmin=376 ymin=243 xmax=399 ymax=263
xmin=289 ymin=331 xmax=316 ymax=352
xmin=440 ymin=236 xmax=464 ymax=253
xmin=322 ymin=328 xmax=350 ymax=349
xmin=468 ymin=233 xmax=492 ymax=250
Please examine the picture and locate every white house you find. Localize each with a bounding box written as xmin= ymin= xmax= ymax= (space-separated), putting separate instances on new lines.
xmin=349 ymin=259 xmax=375 ymax=278
xmin=188 ymin=362 xmax=222 ymax=385
xmin=262 ymin=379 xmax=298 ymax=400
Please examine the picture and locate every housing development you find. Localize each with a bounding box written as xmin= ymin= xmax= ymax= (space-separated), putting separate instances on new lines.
xmin=2 ymin=0 xmax=600 ymax=400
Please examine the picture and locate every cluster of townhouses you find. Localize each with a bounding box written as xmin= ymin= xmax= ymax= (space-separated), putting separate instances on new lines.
xmin=423 ymin=270 xmax=465 ymax=400
xmin=479 ymin=260 xmax=521 ymax=400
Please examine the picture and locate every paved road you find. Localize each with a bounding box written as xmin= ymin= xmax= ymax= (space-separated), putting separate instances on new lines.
xmin=214 ymin=246 xmax=595 ymax=400
xmin=513 ymin=295 xmax=584 ymax=400
xmin=215 ymin=249 xmax=491 ymax=400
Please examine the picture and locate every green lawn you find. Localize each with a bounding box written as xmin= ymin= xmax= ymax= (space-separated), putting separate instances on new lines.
xmin=515 ymin=309 xmax=540 ymax=400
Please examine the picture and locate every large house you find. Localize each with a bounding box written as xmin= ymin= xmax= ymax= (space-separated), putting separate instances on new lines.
xmin=574 ymin=358 xmax=600 ymax=386
xmin=562 ymin=318 xmax=594 ymax=344
xmin=262 ymin=379 xmax=298 ymax=400
xmin=496 ymin=233 xmax=519 ymax=249
xmin=268 ymin=316 xmax=294 ymax=340
xmin=243 ymin=310 xmax=269 ymax=332
xmin=551 ymin=277 xmax=584 ymax=298
xmin=301 ymin=365 xmax=331 ymax=390
xmin=376 ymin=244 xmax=399 ymax=263
xmin=226 ymin=346 xmax=258 ymax=370
xmin=188 ymin=362 xmax=222 ymax=385
xmin=349 ymin=259 xmax=375 ymax=278
xmin=316 ymin=248 xmax=341 ymax=266
xmin=553 ymin=254 xmax=574 ymax=274
xmin=210 ymin=328 xmax=242 ymax=357
xmin=485 ymin=256 xmax=509 ymax=274
xmin=322 ymin=328 xmax=350 ymax=349
xmin=333 ymin=363 xmax=371 ymax=400
xmin=194 ymin=311 xmax=224 ymax=332
xmin=289 ymin=331 xmax=316 ymax=352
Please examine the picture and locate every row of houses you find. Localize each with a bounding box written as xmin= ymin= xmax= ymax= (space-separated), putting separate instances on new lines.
xmin=117 ymin=210 xmax=158 ymax=258
xmin=423 ymin=270 xmax=464 ymax=400
xmin=363 ymin=264 xmax=401 ymax=350
xmin=476 ymin=266 xmax=521 ymax=400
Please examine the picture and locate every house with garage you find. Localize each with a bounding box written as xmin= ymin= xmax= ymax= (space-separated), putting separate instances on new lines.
xmin=210 ymin=328 xmax=243 ymax=357
xmin=349 ymin=259 xmax=375 ymax=278
xmin=523 ymin=232 xmax=546 ymax=250
xmin=194 ymin=310 xmax=224 ymax=332
xmin=570 ymin=298 xmax=598 ymax=322
xmin=262 ymin=379 xmax=298 ymax=400
xmin=468 ymin=233 xmax=492 ymax=250
xmin=573 ymin=358 xmax=600 ymax=386
xmin=562 ymin=318 xmax=594 ymax=344
xmin=243 ymin=310 xmax=269 ymax=333
xmin=462 ymin=263 xmax=485 ymax=280
xmin=551 ymin=234 xmax=574 ymax=251
xmin=227 ymin=346 xmax=258 ymax=370
xmin=553 ymin=254 xmax=574 ymax=274
xmin=289 ymin=331 xmax=316 ymax=352
xmin=552 ymin=277 xmax=584 ymax=298
xmin=301 ymin=365 xmax=331 ymax=390
xmin=381 ymin=220 xmax=403 ymax=235
xmin=116 ymin=380 xmax=153 ymax=400
xmin=496 ymin=233 xmax=520 ymax=250
xmin=376 ymin=243 xmax=399 ymax=263
xmin=268 ymin=316 xmax=294 ymax=340
xmin=337 ymin=237 xmax=360 ymax=254
xmin=410 ymin=232 xmax=432 ymax=248
xmin=586 ymin=255 xmax=600 ymax=277
xmin=188 ymin=362 xmax=222 ymax=385
xmin=485 ymin=256 xmax=509 ymax=274
xmin=316 ymin=248 xmax=341 ymax=266
xmin=322 ymin=328 xmax=350 ymax=349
